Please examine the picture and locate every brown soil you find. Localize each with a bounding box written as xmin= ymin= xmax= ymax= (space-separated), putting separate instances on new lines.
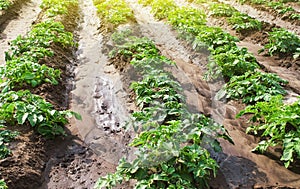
xmin=1 ymin=0 xmax=300 ymax=188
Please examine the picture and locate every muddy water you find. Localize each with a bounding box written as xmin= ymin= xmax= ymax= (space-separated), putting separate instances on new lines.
xmin=71 ymin=0 xmax=131 ymax=165
xmin=126 ymin=0 xmax=300 ymax=188
xmin=0 ymin=0 xmax=42 ymax=64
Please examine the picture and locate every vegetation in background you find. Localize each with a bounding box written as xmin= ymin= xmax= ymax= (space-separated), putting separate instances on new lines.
xmin=209 ymin=3 xmax=262 ymax=32
xmin=41 ymin=0 xmax=77 ymax=16
xmin=238 ymin=0 xmax=299 ymax=20
xmin=94 ymin=0 xmax=134 ymax=30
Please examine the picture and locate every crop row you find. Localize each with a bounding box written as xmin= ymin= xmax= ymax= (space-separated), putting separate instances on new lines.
xmin=141 ymin=0 xmax=300 ymax=167
xmin=190 ymin=0 xmax=300 ymax=58
xmin=97 ymin=29 xmax=233 ymax=189
xmin=94 ymin=0 xmax=134 ymax=31
xmin=93 ymin=0 xmax=233 ymax=188
xmin=237 ymin=0 xmax=300 ymax=20
xmin=0 ymin=0 xmax=81 ymax=187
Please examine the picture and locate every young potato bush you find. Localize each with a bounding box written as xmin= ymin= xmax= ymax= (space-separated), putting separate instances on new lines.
xmin=217 ymin=71 xmax=288 ymax=104
xmin=237 ymin=95 xmax=300 ymax=168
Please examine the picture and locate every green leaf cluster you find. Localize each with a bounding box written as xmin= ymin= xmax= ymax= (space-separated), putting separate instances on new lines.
xmin=209 ymin=3 xmax=236 ymax=17
xmin=238 ymin=0 xmax=298 ymax=19
xmin=0 ymin=179 xmax=8 ymax=189
xmin=0 ymin=125 xmax=18 ymax=159
xmin=263 ymin=28 xmax=300 ymax=57
xmin=206 ymin=45 xmax=259 ymax=80
xmin=40 ymin=0 xmax=77 ymax=17
xmin=208 ymin=3 xmax=262 ymax=32
xmin=0 ymin=0 xmax=10 ymax=10
xmin=237 ymin=95 xmax=300 ymax=167
xmin=2 ymin=20 xmax=75 ymax=89
xmin=167 ymin=7 xmax=207 ymax=37
xmin=94 ymin=0 xmax=134 ymax=29
xmin=0 ymin=90 xmax=81 ymax=137
xmin=150 ymin=0 xmax=177 ymax=20
xmin=217 ymin=71 xmax=288 ymax=104
xmin=95 ymin=33 xmax=232 ymax=188
xmin=109 ymin=34 xmax=174 ymax=73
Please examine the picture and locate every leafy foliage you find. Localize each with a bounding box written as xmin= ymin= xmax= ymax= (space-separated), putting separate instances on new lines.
xmin=150 ymin=0 xmax=176 ymax=20
xmin=0 ymin=0 xmax=10 ymax=10
xmin=0 ymin=179 xmax=8 ymax=189
xmin=209 ymin=2 xmax=262 ymax=32
xmin=95 ymin=33 xmax=232 ymax=188
xmin=0 ymin=125 xmax=18 ymax=159
xmin=239 ymin=0 xmax=298 ymax=19
xmin=263 ymin=28 xmax=300 ymax=57
xmin=237 ymin=95 xmax=300 ymax=168
xmin=0 ymin=90 xmax=81 ymax=137
xmin=2 ymin=20 xmax=75 ymax=89
xmin=41 ymin=0 xmax=77 ymax=17
xmin=209 ymin=3 xmax=236 ymax=17
xmin=167 ymin=7 xmax=207 ymax=37
xmin=217 ymin=71 xmax=288 ymax=104
xmin=94 ymin=0 xmax=134 ymax=29
xmin=206 ymin=46 xmax=259 ymax=80
xmin=227 ymin=12 xmax=262 ymax=32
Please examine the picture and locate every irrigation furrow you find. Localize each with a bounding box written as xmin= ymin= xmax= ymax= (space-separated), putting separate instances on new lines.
xmin=0 ymin=0 xmax=42 ymax=64
xmin=71 ymin=0 xmax=131 ymax=175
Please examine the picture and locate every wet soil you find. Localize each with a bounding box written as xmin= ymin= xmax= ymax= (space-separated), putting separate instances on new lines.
xmin=1 ymin=0 xmax=300 ymax=188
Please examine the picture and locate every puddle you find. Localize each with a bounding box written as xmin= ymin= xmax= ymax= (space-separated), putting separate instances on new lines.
xmin=71 ymin=0 xmax=131 ymax=165
xmin=0 ymin=0 xmax=42 ymax=64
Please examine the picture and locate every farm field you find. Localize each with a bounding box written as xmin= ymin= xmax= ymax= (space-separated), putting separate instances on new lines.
xmin=0 ymin=0 xmax=299 ymax=188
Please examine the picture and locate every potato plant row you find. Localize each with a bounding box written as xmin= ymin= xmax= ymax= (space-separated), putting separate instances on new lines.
xmin=93 ymin=0 xmax=234 ymax=188
xmin=0 ymin=0 xmax=81 ymax=179
xmin=190 ymin=0 xmax=300 ymax=58
xmin=140 ymin=0 xmax=300 ymax=167
xmin=238 ymin=0 xmax=300 ymax=21
xmin=96 ymin=30 xmax=233 ymax=189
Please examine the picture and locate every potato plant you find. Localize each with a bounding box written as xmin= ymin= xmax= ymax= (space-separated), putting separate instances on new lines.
xmin=237 ymin=95 xmax=300 ymax=168
xmin=217 ymin=71 xmax=288 ymax=104
xmin=0 ymin=0 xmax=10 ymax=10
xmin=0 ymin=90 xmax=81 ymax=137
xmin=209 ymin=2 xmax=262 ymax=32
xmin=0 ymin=125 xmax=18 ymax=159
xmin=40 ymin=0 xmax=77 ymax=17
xmin=94 ymin=0 xmax=134 ymax=30
xmin=263 ymin=28 xmax=300 ymax=57
xmin=2 ymin=20 xmax=75 ymax=89
xmin=238 ymin=0 xmax=299 ymax=20
xmin=0 ymin=179 xmax=8 ymax=189
xmin=0 ymin=1 xmax=81 ymax=141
